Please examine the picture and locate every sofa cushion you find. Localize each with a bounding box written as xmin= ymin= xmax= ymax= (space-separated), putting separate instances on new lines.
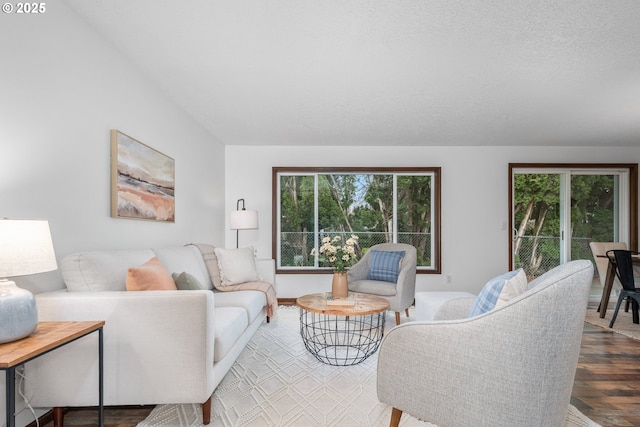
xmin=214 ymin=307 xmax=249 ymax=362
xmin=214 ymin=247 xmax=261 ymax=286
xmin=214 ymin=290 xmax=266 ymax=324
xmin=126 ymin=257 xmax=177 ymax=291
xmin=62 ymin=249 xmax=157 ymax=292
xmin=348 ymin=279 xmax=397 ymax=296
xmin=367 ymin=250 xmax=405 ymax=282
xmin=153 ymin=246 xmax=213 ymax=290
xmin=468 ymin=269 xmax=527 ymax=317
xmin=172 ymin=271 xmax=205 ymax=290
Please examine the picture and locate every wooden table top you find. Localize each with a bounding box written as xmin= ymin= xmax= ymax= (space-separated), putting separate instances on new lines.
xmin=296 ymin=292 xmax=390 ymax=316
xmin=0 ymin=321 xmax=105 ymax=368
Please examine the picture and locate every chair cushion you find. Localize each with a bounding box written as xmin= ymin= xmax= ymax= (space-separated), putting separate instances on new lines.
xmin=367 ymin=250 xmax=405 ymax=282
xmin=349 ymin=279 xmax=397 ymax=296
xmin=126 ymin=257 xmax=177 ymax=291
xmin=468 ymin=268 xmax=527 ymax=317
xmin=214 ymin=247 xmax=261 ymax=286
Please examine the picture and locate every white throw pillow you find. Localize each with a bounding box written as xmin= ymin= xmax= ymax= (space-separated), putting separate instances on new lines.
xmin=214 ymin=247 xmax=261 ymax=286
xmin=469 ymin=268 xmax=527 ymax=317
xmin=495 ymin=268 xmax=528 ymax=307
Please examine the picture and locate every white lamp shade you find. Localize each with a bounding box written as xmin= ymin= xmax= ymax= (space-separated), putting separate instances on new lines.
xmin=0 ymin=219 xmax=58 ymax=277
xmin=230 ymin=210 xmax=259 ymax=230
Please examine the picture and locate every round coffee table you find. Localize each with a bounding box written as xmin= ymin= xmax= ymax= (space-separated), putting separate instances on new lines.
xmin=296 ymin=292 xmax=390 ymax=366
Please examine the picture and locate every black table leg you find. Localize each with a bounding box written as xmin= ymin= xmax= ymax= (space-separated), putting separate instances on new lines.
xmin=98 ymin=327 xmax=104 ymax=427
xmin=6 ymin=366 xmax=15 ymax=427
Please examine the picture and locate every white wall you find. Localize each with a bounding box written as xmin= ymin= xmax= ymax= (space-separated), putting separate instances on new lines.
xmin=225 ymin=145 xmax=640 ymax=298
xmin=0 ymin=2 xmax=226 ymax=295
xmin=1 ymin=4 xmax=225 ymax=425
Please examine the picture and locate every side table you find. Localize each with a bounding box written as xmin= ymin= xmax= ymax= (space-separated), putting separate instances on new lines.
xmin=0 ymin=321 xmax=105 ymax=427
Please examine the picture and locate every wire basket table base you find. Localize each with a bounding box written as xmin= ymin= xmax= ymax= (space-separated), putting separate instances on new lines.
xmin=298 ymin=308 xmax=386 ymax=366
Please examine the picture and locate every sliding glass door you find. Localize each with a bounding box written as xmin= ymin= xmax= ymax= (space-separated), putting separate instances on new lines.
xmin=510 ymin=164 xmax=637 ymax=299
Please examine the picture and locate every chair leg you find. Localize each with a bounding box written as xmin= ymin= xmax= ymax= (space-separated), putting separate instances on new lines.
xmin=405 ymin=308 xmax=410 ymax=318
xmin=53 ymin=407 xmax=64 ymax=427
xmin=395 ymin=312 xmax=401 ymax=325
xmin=609 ymin=296 xmax=626 ymax=328
xmin=390 ymin=407 xmax=403 ymax=427
xmin=202 ymin=394 xmax=212 ymax=425
xmin=632 ymin=300 xmax=639 ymax=324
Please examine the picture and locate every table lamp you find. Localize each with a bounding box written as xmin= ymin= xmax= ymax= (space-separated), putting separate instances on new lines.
xmin=0 ymin=219 xmax=57 ymax=344
xmin=230 ymin=198 xmax=258 ymax=248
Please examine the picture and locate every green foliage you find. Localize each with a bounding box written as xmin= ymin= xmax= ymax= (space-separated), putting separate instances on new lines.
xmin=514 ymin=172 xmax=616 ymax=276
xmin=279 ymin=172 xmax=434 ymax=268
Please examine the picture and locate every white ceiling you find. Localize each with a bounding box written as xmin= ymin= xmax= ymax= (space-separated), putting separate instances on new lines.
xmin=64 ymin=0 xmax=640 ymax=147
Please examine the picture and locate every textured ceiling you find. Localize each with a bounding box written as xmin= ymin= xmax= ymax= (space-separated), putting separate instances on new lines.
xmin=64 ymin=0 xmax=640 ymax=147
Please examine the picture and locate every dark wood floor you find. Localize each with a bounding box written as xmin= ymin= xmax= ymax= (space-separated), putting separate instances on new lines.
xmin=572 ymin=322 xmax=640 ymax=427
xmin=34 ymin=321 xmax=640 ymax=427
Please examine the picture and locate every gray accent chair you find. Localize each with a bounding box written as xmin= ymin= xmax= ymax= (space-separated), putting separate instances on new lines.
xmin=377 ymin=259 xmax=594 ymax=427
xmin=347 ymin=243 xmax=417 ymax=325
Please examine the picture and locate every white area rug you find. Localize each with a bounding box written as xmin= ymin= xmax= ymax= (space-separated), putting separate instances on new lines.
xmin=138 ymin=306 xmax=600 ymax=427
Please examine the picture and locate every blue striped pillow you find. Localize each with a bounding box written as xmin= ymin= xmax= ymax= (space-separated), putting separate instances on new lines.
xmin=468 ymin=269 xmax=525 ymax=317
xmin=367 ymin=250 xmax=406 ymax=282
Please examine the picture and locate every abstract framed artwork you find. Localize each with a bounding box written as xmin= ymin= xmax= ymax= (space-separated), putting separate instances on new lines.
xmin=111 ymin=130 xmax=175 ymax=222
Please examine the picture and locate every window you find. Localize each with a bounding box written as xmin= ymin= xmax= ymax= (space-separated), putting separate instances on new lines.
xmin=273 ymin=167 xmax=441 ymax=274
xmin=509 ymin=163 xmax=638 ymax=292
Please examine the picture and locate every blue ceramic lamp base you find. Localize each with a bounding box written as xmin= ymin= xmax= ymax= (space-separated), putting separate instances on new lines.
xmin=0 ymin=279 xmax=38 ymax=344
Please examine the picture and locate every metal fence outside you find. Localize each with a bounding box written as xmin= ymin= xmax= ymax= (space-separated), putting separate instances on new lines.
xmin=514 ymin=235 xmax=595 ymax=278
xmin=280 ymin=231 xmax=432 ymax=268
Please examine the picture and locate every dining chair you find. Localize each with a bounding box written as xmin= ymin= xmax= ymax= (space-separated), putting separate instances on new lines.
xmin=607 ymin=249 xmax=640 ymax=328
xmin=590 ymin=241 xmax=628 ymax=315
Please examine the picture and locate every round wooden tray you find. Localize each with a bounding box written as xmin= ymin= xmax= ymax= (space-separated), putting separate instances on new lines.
xmin=296 ymin=292 xmax=389 ymax=316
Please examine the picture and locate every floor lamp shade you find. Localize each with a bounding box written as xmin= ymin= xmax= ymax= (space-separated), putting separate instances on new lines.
xmin=0 ymin=219 xmax=58 ymax=343
xmin=230 ymin=210 xmax=259 ymax=230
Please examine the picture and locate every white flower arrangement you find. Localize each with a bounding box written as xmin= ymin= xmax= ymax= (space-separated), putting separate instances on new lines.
xmin=310 ymin=235 xmax=359 ymax=273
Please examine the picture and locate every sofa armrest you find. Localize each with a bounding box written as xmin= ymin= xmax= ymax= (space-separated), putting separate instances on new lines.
xmin=256 ymin=258 xmax=276 ymax=289
xmin=26 ymin=290 xmax=215 ymax=407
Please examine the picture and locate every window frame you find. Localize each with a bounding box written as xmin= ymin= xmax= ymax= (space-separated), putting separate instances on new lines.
xmin=272 ymin=166 xmax=441 ymax=275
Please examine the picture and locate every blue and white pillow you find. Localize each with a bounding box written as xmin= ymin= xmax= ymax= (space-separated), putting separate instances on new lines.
xmin=367 ymin=250 xmax=406 ymax=282
xmin=468 ymin=268 xmax=527 ymax=317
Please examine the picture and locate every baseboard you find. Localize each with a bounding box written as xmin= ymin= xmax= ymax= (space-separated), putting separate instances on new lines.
xmin=277 ymin=298 xmax=296 ymax=306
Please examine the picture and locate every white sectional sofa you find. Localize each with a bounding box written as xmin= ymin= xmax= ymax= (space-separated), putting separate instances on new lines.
xmin=24 ymin=244 xmax=274 ymax=425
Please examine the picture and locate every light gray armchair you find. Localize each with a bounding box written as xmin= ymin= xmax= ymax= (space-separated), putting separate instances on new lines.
xmin=347 ymin=243 xmax=417 ymax=325
xmin=377 ymin=260 xmax=594 ymax=427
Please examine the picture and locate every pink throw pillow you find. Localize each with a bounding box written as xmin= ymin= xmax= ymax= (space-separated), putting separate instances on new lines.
xmin=126 ymin=257 xmax=177 ymax=291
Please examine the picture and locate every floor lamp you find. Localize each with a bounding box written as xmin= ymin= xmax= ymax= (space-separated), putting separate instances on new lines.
xmin=230 ymin=199 xmax=258 ymax=248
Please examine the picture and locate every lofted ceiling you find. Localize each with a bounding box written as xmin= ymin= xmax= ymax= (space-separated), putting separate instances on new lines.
xmin=64 ymin=0 xmax=640 ymax=147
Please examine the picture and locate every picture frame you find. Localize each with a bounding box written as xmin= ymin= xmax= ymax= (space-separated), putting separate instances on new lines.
xmin=110 ymin=130 xmax=175 ymax=222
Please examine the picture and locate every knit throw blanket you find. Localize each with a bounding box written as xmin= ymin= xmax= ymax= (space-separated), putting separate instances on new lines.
xmin=189 ymin=243 xmax=277 ymax=318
